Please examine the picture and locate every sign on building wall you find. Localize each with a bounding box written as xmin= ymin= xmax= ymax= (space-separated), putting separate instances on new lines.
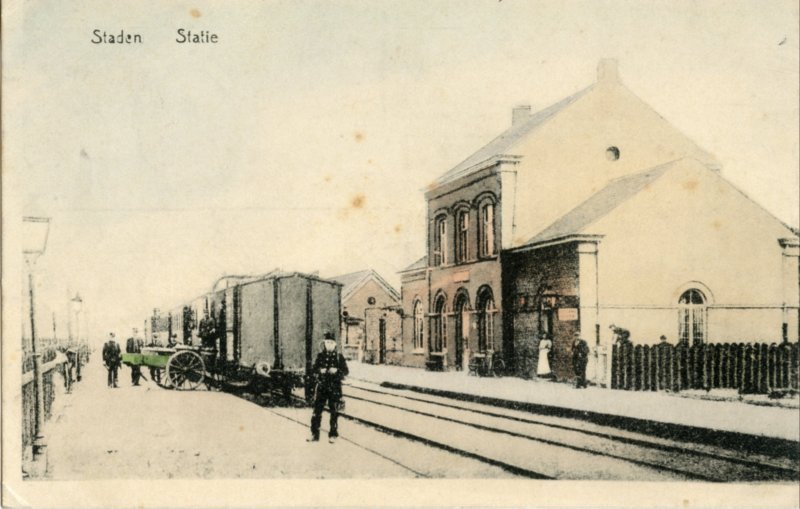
xmin=558 ymin=308 xmax=579 ymax=321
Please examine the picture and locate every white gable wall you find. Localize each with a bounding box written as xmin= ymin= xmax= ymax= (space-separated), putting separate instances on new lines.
xmin=509 ymin=79 xmax=718 ymax=247
xmin=584 ymin=160 xmax=797 ymax=345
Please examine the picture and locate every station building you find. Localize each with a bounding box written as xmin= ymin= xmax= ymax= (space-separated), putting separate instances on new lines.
xmin=397 ymin=60 xmax=799 ymax=384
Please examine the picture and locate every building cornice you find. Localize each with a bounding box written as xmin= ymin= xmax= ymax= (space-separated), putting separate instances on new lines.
xmin=507 ymin=234 xmax=605 ymax=254
xmin=425 ymin=155 xmax=522 ymax=201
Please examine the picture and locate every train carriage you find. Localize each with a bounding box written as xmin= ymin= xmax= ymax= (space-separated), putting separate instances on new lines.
xmin=130 ymin=271 xmax=342 ymax=401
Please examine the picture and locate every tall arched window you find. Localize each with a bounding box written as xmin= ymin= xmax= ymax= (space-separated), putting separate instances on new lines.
xmin=477 ymin=287 xmax=496 ymax=352
xmin=679 ymin=289 xmax=706 ymax=345
xmin=413 ymin=300 xmax=424 ymax=350
xmin=433 ymin=215 xmax=448 ymax=266
xmin=456 ymin=208 xmax=470 ymax=263
xmin=479 ymin=202 xmax=495 ymax=257
xmin=430 ymin=294 xmax=447 ymax=353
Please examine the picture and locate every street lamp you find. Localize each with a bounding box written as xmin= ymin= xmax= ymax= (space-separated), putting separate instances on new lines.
xmin=71 ymin=293 xmax=83 ymax=381
xmin=23 ymin=216 xmax=51 ymax=461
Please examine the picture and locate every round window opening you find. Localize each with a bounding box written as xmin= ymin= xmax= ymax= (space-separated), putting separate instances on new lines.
xmin=367 ymin=297 xmax=376 ymax=305
xmin=606 ymin=146 xmax=620 ymax=161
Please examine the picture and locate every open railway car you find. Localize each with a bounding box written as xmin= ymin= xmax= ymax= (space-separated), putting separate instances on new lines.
xmin=143 ymin=272 xmax=342 ymax=400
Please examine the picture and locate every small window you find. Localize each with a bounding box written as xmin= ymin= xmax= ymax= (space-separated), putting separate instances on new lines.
xmin=367 ymin=296 xmax=376 ymax=305
xmin=606 ymin=146 xmax=620 ymax=161
xmin=456 ymin=209 xmax=470 ymax=263
xmin=480 ymin=203 xmax=495 ymax=257
xmin=413 ymin=300 xmax=424 ymax=350
xmin=433 ymin=215 xmax=448 ymax=266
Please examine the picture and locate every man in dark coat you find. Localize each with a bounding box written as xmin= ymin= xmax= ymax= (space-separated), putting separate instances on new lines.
xmin=102 ymin=334 xmax=121 ymax=388
xmin=572 ymin=332 xmax=590 ymax=389
xmin=147 ymin=333 xmax=164 ymax=384
xmin=126 ymin=335 xmax=143 ymax=385
xmin=308 ymin=332 xmax=349 ymax=443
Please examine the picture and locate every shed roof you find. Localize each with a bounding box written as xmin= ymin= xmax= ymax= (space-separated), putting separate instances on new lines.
xmin=522 ymin=159 xmax=678 ymax=247
xmin=399 ymin=256 xmax=427 ymax=273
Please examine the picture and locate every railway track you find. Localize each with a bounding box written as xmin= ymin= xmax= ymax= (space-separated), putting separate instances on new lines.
xmin=242 ymin=379 xmax=799 ymax=481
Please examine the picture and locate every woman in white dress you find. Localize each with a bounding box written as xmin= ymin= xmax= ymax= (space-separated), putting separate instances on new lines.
xmin=537 ymin=336 xmax=553 ymax=378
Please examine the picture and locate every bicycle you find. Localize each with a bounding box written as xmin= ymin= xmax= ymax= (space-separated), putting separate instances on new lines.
xmin=468 ymin=350 xmax=505 ymax=377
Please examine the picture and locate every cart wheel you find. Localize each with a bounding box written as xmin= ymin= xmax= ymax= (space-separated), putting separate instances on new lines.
xmin=166 ymin=351 xmax=205 ymax=390
xmin=492 ymin=358 xmax=505 ymax=378
xmin=155 ymin=368 xmax=170 ymax=389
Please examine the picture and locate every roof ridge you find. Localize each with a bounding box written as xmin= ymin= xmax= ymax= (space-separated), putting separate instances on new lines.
xmin=434 ymin=84 xmax=595 ymax=186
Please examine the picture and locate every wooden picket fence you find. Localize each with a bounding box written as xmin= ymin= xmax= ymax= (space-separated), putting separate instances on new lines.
xmin=611 ymin=342 xmax=800 ymax=394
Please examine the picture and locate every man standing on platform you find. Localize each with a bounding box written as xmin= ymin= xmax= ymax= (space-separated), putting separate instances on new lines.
xmin=308 ymin=332 xmax=349 ymax=444
xmin=102 ymin=333 xmax=121 ymax=388
xmin=572 ymin=332 xmax=590 ymax=389
xmin=126 ymin=333 xmax=143 ymax=386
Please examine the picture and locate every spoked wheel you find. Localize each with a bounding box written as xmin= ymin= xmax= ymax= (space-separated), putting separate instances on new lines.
xmin=166 ymin=351 xmax=205 ymax=390
xmin=492 ymin=358 xmax=505 ymax=378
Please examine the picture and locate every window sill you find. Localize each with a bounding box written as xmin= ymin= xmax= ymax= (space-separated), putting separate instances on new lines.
xmin=411 ymin=348 xmax=425 ymax=355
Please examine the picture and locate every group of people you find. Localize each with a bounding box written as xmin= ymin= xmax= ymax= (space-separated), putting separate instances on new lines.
xmin=101 ymin=330 xmax=168 ymax=388
xmin=100 ymin=326 xmax=350 ymax=445
xmin=536 ymin=332 xmax=591 ymax=388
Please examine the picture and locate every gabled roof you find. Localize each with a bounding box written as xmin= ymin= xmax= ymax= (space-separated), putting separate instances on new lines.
xmin=331 ymin=269 xmax=400 ymax=302
xmin=399 ymin=256 xmax=427 ymax=273
xmin=522 ymin=159 xmax=678 ymax=247
xmin=519 ymin=157 xmax=798 ymax=251
xmin=435 ymin=85 xmax=594 ymax=185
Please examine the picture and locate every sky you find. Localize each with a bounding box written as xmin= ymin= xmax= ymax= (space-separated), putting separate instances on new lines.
xmin=5 ymin=0 xmax=799 ymax=347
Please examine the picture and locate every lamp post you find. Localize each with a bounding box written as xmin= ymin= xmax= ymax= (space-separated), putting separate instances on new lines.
xmin=23 ymin=216 xmax=51 ymax=461
xmin=71 ymin=293 xmax=83 ymax=381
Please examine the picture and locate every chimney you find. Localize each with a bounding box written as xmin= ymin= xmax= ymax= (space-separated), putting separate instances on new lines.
xmin=512 ymin=104 xmax=531 ymax=126
xmin=597 ymin=58 xmax=619 ymax=83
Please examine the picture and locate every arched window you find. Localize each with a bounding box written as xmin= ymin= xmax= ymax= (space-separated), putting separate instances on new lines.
xmin=430 ymin=294 xmax=447 ymax=353
xmin=433 ymin=215 xmax=448 ymax=266
xmin=454 ymin=289 xmax=471 ymax=368
xmin=413 ymin=300 xmax=424 ymax=350
xmin=477 ymin=287 xmax=496 ymax=352
xmin=679 ymin=289 xmax=706 ymax=345
xmin=479 ymin=202 xmax=496 ymax=257
xmin=456 ymin=208 xmax=470 ymax=263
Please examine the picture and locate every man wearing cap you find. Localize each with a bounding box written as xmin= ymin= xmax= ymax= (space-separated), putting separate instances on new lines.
xmin=571 ymin=332 xmax=590 ymax=389
xmin=147 ymin=333 xmax=164 ymax=384
xmin=308 ymin=332 xmax=349 ymax=443
xmin=102 ymin=333 xmax=121 ymax=388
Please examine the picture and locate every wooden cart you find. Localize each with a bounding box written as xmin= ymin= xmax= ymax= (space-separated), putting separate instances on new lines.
xmin=121 ymin=345 xmax=218 ymax=390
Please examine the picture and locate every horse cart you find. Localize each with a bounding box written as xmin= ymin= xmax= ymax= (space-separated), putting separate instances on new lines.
xmin=121 ymin=345 xmax=217 ymax=390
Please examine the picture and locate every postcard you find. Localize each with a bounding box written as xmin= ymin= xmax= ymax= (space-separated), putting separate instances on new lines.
xmin=3 ymin=1 xmax=799 ymax=507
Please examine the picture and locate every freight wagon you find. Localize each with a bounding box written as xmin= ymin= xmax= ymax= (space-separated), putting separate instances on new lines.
xmin=129 ymin=271 xmax=342 ymax=401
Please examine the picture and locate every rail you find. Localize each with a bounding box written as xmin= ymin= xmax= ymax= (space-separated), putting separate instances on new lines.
xmin=21 ymin=346 xmax=78 ymax=454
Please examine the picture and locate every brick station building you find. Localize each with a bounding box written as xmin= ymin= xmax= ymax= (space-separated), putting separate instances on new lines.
xmin=397 ymin=60 xmax=799 ymax=384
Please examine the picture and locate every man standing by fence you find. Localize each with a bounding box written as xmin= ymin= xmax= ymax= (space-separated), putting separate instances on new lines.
xmin=102 ymin=333 xmax=121 ymax=388
xmin=572 ymin=332 xmax=590 ymax=389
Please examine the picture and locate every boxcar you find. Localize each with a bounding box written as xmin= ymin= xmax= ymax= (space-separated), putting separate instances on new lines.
xmin=150 ymin=271 xmax=342 ymax=399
